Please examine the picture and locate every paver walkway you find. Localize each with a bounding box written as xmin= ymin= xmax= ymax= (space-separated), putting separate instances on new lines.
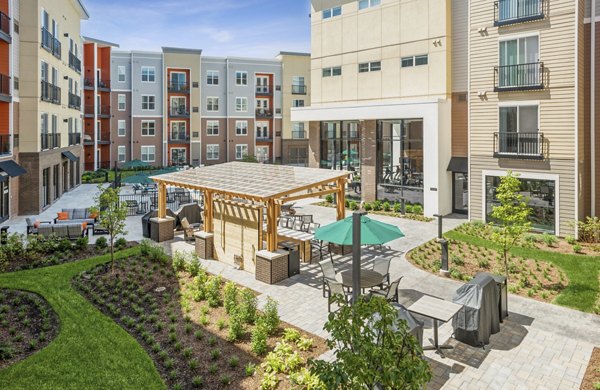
xmin=165 ymin=200 xmax=600 ymax=389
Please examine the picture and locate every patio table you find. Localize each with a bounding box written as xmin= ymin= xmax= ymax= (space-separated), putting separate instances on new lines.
xmin=335 ymin=269 xmax=384 ymax=289
xmin=407 ymin=295 xmax=463 ymax=356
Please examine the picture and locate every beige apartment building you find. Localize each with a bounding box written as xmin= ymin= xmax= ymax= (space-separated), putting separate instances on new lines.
xmin=18 ymin=0 xmax=87 ymax=214
xmin=292 ymin=0 xmax=468 ymax=218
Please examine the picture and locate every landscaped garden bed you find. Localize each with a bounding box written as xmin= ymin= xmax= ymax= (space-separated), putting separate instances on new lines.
xmin=73 ymin=242 xmax=327 ymax=389
xmin=0 ymin=289 xmax=59 ymax=369
xmin=317 ymin=197 xmax=433 ymax=222
xmin=581 ymin=347 xmax=600 ymax=390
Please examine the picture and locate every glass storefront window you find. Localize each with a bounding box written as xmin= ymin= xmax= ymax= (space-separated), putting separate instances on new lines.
xmin=485 ymin=176 xmax=555 ymax=234
xmin=376 ymin=119 xmax=424 ymax=205
xmin=320 ymin=121 xmax=360 ymax=173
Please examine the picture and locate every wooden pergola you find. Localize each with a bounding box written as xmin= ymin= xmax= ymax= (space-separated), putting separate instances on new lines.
xmin=151 ymin=162 xmax=350 ymax=251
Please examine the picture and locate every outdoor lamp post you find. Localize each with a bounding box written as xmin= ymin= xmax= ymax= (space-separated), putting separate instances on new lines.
xmin=433 ymin=213 xmax=443 ymax=241
xmin=352 ymin=210 xmax=367 ymax=303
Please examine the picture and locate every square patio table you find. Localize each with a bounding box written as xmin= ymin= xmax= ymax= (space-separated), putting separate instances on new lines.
xmin=407 ymin=295 xmax=463 ymax=356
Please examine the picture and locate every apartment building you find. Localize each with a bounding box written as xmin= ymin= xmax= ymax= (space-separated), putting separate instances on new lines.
xmin=468 ymin=0 xmax=600 ymax=236
xmin=199 ymin=56 xmax=283 ymax=164
xmin=110 ymin=50 xmax=164 ymax=167
xmin=278 ymin=52 xmax=311 ymax=166
xmin=82 ymin=37 xmax=118 ymax=171
xmin=16 ymin=0 xmax=87 ymax=215
xmin=292 ymin=0 xmax=465 ymax=218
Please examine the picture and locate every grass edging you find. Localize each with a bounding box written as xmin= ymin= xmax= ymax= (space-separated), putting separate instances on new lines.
xmin=0 ymin=248 xmax=164 ymax=390
xmin=445 ymin=231 xmax=600 ymax=313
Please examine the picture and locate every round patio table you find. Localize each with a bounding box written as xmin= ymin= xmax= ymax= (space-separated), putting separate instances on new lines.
xmin=335 ymin=269 xmax=384 ymax=289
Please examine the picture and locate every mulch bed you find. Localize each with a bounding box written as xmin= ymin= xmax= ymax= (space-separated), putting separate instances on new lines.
xmin=0 ymin=289 xmax=59 ymax=369
xmin=581 ymin=347 xmax=600 ymax=390
xmin=73 ymin=254 xmax=327 ymax=389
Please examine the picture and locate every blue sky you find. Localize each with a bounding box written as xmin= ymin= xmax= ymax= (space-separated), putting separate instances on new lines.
xmin=81 ymin=0 xmax=312 ymax=57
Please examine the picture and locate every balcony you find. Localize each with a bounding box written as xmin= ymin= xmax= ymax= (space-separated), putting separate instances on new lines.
xmin=0 ymin=134 xmax=10 ymax=156
xmin=292 ymin=130 xmax=306 ymax=139
xmin=494 ymin=0 xmax=544 ymax=26
xmin=494 ymin=62 xmax=544 ymax=92
xmin=493 ymin=132 xmax=545 ymax=160
xmin=41 ymin=81 xmax=61 ymax=104
xmin=68 ymin=132 xmax=81 ymax=146
xmin=0 ymin=74 xmax=10 ymax=102
xmin=68 ymin=93 xmax=81 ymax=110
xmin=41 ymin=133 xmax=60 ymax=151
xmin=84 ymin=78 xmax=110 ymax=91
xmin=170 ymin=106 xmax=190 ymax=118
xmin=291 ymin=85 xmax=307 ymax=95
xmin=84 ymin=105 xmax=111 ymax=118
xmin=0 ymin=11 xmax=10 ymax=43
xmin=256 ymin=133 xmax=272 ymax=141
xmin=69 ymin=52 xmax=81 ymax=73
xmin=83 ymin=131 xmax=110 ymax=145
xmin=52 ymin=37 xmax=61 ymax=59
xmin=256 ymin=108 xmax=273 ymax=118
xmin=168 ymin=81 xmax=190 ymax=94
xmin=169 ymin=134 xmax=190 ymax=143
xmin=256 ymin=85 xmax=273 ymax=95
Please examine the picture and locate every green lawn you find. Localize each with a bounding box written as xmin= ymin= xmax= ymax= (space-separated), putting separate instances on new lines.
xmin=446 ymin=230 xmax=600 ymax=313
xmin=0 ymin=248 xmax=164 ymax=390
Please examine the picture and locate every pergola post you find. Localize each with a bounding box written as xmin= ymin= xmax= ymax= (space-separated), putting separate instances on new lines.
xmin=267 ymin=199 xmax=278 ymax=252
xmin=336 ymin=177 xmax=346 ymax=220
xmin=204 ymin=191 xmax=213 ymax=233
xmin=158 ymin=182 xmax=167 ymax=218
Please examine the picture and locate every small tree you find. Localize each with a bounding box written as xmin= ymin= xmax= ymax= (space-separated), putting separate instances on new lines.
xmin=241 ymin=155 xmax=259 ymax=163
xmin=489 ymin=171 xmax=531 ymax=280
xmin=310 ymin=296 xmax=431 ymax=389
xmin=92 ymin=185 xmax=127 ymax=273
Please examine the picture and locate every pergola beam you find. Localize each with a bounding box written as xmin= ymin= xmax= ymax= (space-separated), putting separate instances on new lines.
xmin=278 ymin=187 xmax=339 ymax=204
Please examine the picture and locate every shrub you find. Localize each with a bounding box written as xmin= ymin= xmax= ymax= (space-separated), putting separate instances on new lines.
xmin=220 ymin=374 xmax=232 ymax=385
xmin=0 ymin=342 xmax=16 ymax=360
xmin=115 ymin=237 xmax=128 ymax=251
xmin=260 ymin=372 xmax=279 ymax=390
xmin=382 ymin=201 xmax=391 ymax=212
xmin=210 ymin=348 xmax=221 ymax=360
xmin=450 ymin=255 xmax=464 ymax=267
xmin=325 ymin=194 xmax=334 ymax=204
xmin=290 ymin=367 xmax=325 ymax=389
xmin=565 ymin=235 xmax=576 ymax=245
xmin=245 ymin=362 xmax=256 ymax=377
xmin=282 ymin=328 xmax=301 ymax=343
xmin=344 ymin=199 xmax=350 ymax=208
xmin=576 ymin=216 xmax=600 ymax=243
xmin=296 ymin=336 xmax=314 ymax=351
xmin=186 ymin=255 xmax=202 ymax=277
xmin=206 ymin=275 xmax=223 ymax=308
xmin=363 ymin=202 xmax=372 ymax=211
xmin=261 ymin=297 xmax=280 ymax=335
xmin=250 ymin=322 xmax=268 ymax=355
xmin=405 ymin=204 xmax=414 ymax=214
xmin=227 ymin=313 xmax=245 ymax=342
xmin=393 ymin=203 xmax=402 ymax=213
xmin=238 ymin=288 xmax=257 ymax=324
xmin=541 ymin=233 xmax=557 ymax=247
xmin=216 ymin=319 xmax=227 ymax=330
xmin=477 ymin=258 xmax=490 ymax=269
xmin=524 ymin=234 xmax=540 ymax=244
xmin=412 ymin=204 xmax=424 ymax=215
xmin=192 ymin=376 xmax=203 ymax=388
xmin=228 ymin=356 xmax=240 ymax=368
xmin=371 ymin=200 xmax=382 ymax=211
xmin=349 ymin=201 xmax=359 ymax=211
xmin=74 ymin=236 xmax=89 ymax=251
xmin=573 ymin=244 xmax=583 ymax=253
xmin=172 ymin=251 xmax=187 ymax=272
xmin=223 ymin=281 xmax=239 ymax=314
xmin=95 ymin=236 xmax=108 ymax=250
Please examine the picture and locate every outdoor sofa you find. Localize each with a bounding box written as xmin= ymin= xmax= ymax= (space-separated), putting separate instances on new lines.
xmin=53 ymin=208 xmax=97 ymax=227
xmin=37 ymin=223 xmax=86 ymax=240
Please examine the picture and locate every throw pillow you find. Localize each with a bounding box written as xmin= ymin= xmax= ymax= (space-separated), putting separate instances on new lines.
xmin=57 ymin=212 xmax=69 ymax=220
xmin=82 ymin=222 xmax=87 ymax=230
xmin=34 ymin=221 xmax=40 ymax=228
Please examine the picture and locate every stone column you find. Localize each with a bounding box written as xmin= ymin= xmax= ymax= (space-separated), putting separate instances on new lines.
xmin=308 ymin=121 xmax=320 ymax=168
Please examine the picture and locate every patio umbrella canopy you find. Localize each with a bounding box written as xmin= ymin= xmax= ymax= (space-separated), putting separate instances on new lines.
xmin=121 ymin=159 xmax=150 ymax=169
xmin=314 ymin=215 xmax=404 ymax=246
xmin=121 ymin=174 xmax=153 ymax=185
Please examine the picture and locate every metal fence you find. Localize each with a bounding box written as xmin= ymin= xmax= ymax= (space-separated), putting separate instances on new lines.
xmin=118 ymin=188 xmax=204 ymax=216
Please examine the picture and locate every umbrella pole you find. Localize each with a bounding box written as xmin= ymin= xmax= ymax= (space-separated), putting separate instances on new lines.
xmin=352 ymin=211 xmax=366 ymax=303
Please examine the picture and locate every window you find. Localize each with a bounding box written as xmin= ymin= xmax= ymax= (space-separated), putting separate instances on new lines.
xmin=207 ymin=120 xmax=219 ymax=136
xmin=141 ymin=146 xmax=155 ymax=162
xmin=323 ymin=6 xmax=342 ymax=19
xmin=207 ymin=70 xmax=219 ymax=85
xmin=358 ymin=0 xmax=381 ymax=10
xmin=117 ymin=120 xmax=126 ymax=137
xmin=358 ymin=61 xmax=381 ymax=73
xmin=207 ymin=97 xmax=219 ymax=111
xmin=236 ymin=121 xmax=248 ymax=136
xmin=118 ymin=94 xmax=126 ymax=111
xmin=117 ymin=146 xmax=126 ymax=162
xmin=292 ymin=76 xmax=305 ymax=86
xmin=141 ymin=120 xmax=156 ymax=136
xmin=322 ymin=66 xmax=342 ymax=77
xmin=170 ymin=97 xmax=187 ymax=116
xmin=235 ymin=71 xmax=248 ymax=86
xmin=235 ymin=97 xmax=248 ymax=112
xmin=498 ymin=105 xmax=540 ymax=155
xmin=402 ymin=55 xmax=428 ymax=68
xmin=42 ymin=168 xmax=50 ymax=207
xmin=207 ymin=145 xmax=219 ymax=160
xmin=236 ymin=145 xmax=248 ymax=160
xmin=256 ymin=122 xmax=269 ymax=139
xmin=498 ymin=36 xmax=540 ymax=88
xmin=40 ymin=113 xmax=48 ymax=133
xmin=292 ymin=100 xmax=304 ymax=108
xmin=141 ymin=66 xmax=155 ymax=82
xmin=170 ymin=122 xmax=187 ymax=141
xmin=0 ymin=178 xmax=9 ymax=222
xmin=292 ymin=122 xmax=305 ymax=139
xmin=288 ymin=146 xmax=308 ymax=166
xmin=171 ymin=148 xmax=186 ymax=165
xmin=141 ymin=95 xmax=155 ymax=110
xmin=118 ymin=66 xmax=126 ymax=82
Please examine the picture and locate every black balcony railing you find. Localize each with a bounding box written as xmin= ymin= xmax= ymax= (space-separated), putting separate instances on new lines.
xmin=84 ymin=105 xmax=110 ymax=117
xmin=0 ymin=74 xmax=10 ymax=96
xmin=41 ymin=81 xmax=61 ymax=104
xmin=0 ymin=134 xmax=10 ymax=156
xmin=494 ymin=132 xmax=544 ymax=159
xmin=169 ymin=81 xmax=190 ymax=93
xmin=292 ymin=130 xmax=306 ymax=139
xmin=99 ymin=105 xmax=111 ymax=117
xmin=68 ymin=93 xmax=81 ymax=109
xmin=169 ymin=134 xmax=190 ymax=143
xmin=41 ymin=27 xmax=53 ymax=51
xmin=84 ymin=78 xmax=110 ymax=90
xmin=170 ymin=106 xmax=190 ymax=117
xmin=0 ymin=11 xmax=10 ymax=38
xmin=494 ymin=0 xmax=544 ymax=26
xmin=84 ymin=78 xmax=94 ymax=88
xmin=98 ymin=79 xmax=110 ymax=90
xmin=68 ymin=132 xmax=81 ymax=146
xmin=291 ymin=85 xmax=307 ymax=95
xmin=256 ymin=132 xmax=271 ymax=140
xmin=256 ymin=108 xmax=273 ymax=118
xmin=52 ymin=37 xmax=61 ymax=59
xmin=494 ymin=62 xmax=544 ymax=92
xmin=69 ymin=52 xmax=81 ymax=73
xmin=41 ymin=133 xmax=60 ymax=150
xmin=256 ymin=85 xmax=273 ymax=95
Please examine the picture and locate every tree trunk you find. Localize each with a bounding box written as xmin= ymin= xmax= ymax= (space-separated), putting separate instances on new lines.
xmin=503 ymin=248 xmax=509 ymax=282
xmin=110 ymin=235 xmax=114 ymax=274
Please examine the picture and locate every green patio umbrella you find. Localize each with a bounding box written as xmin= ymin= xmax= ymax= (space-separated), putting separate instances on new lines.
xmin=121 ymin=174 xmax=153 ymax=185
xmin=314 ymin=215 xmax=404 ymax=246
xmin=121 ymin=159 xmax=150 ymax=169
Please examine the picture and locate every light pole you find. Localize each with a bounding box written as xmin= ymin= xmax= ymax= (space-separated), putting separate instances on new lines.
xmin=352 ymin=210 xmax=367 ymax=303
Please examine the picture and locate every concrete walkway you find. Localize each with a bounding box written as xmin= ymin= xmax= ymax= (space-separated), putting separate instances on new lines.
xmin=165 ymin=200 xmax=599 ymax=390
